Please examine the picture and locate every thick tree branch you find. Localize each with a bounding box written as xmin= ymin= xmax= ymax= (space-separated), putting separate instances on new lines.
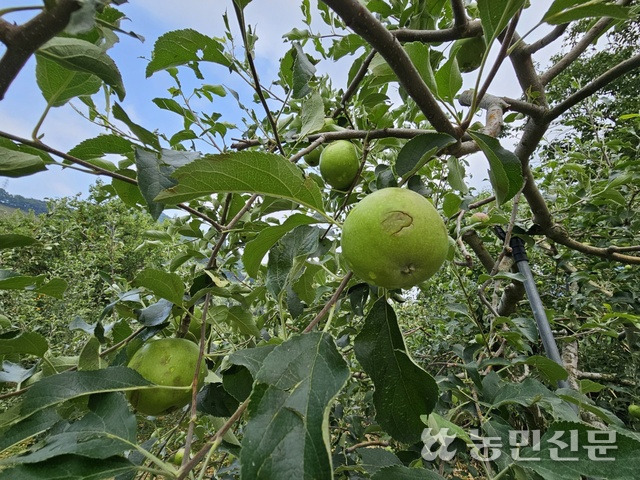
xmin=546 ymin=53 xmax=640 ymax=121
xmin=540 ymin=0 xmax=633 ymax=86
xmin=525 ymin=24 xmax=568 ymax=54
xmin=462 ymin=230 xmax=495 ymax=272
xmin=501 ymin=96 xmax=547 ymax=119
xmin=0 ymin=0 xmax=81 ymax=100
xmin=320 ymin=0 xmax=459 ymax=138
xmin=393 ymin=20 xmax=483 ymax=42
xmin=507 ymin=32 xmax=549 ymax=107
xmin=451 ymin=0 xmax=468 ymax=28
xmin=458 ymin=90 xmax=508 ymax=137
xmin=577 ymin=370 xmax=636 ymax=387
xmin=461 ymin=12 xmax=522 ymax=131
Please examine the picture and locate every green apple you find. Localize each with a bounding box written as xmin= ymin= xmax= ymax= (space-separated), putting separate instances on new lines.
xmin=126 ymin=338 xmax=207 ymax=416
xmin=469 ymin=212 xmax=490 ymax=224
xmin=455 ymin=36 xmax=486 ymax=73
xmin=319 ymin=140 xmax=360 ymax=191
xmin=304 ymin=147 xmax=322 ymax=167
xmin=341 ymin=187 xmax=449 ymax=289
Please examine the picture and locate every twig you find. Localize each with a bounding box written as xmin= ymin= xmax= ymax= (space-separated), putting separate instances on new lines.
xmin=232 ymin=3 xmax=284 ymax=156
xmin=231 ymin=128 xmax=449 ymax=151
xmin=455 ymin=210 xmax=473 ymax=267
xmin=0 ymin=130 xmax=223 ymax=230
xmin=177 ymin=399 xmax=250 ymax=480
xmin=345 ymin=440 xmax=390 ymax=453
xmin=335 ymin=49 xmax=376 ymax=116
xmin=303 ymin=272 xmax=353 ymax=333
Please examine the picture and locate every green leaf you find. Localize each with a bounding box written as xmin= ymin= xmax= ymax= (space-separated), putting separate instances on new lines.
xmin=523 ymin=355 xmax=568 ymax=384
xmin=111 ymin=169 xmax=145 ymax=208
xmin=0 ymin=147 xmax=47 ymax=177
xmin=447 ymin=156 xmax=468 ymax=193
xmin=136 ymin=299 xmax=173 ymax=327
xmin=0 ymin=234 xmax=38 ymax=249
xmin=223 ymin=345 xmax=276 ymax=402
xmin=299 ymin=92 xmax=325 ymax=138
xmin=16 ymin=367 xmax=150 ymax=422
xmin=435 ymin=55 xmax=462 ymax=103
xmin=224 ymin=305 xmax=261 ymax=337
xmin=394 ymin=132 xmax=457 ymax=178
xmin=2 ymin=393 xmax=136 ymax=465
xmin=266 ymin=226 xmax=319 ymax=297
xmin=291 ymin=42 xmax=316 ymax=98
xmin=243 ymin=213 xmax=319 ymax=278
xmin=556 ymin=388 xmax=623 ymax=426
xmin=152 ymin=97 xmax=197 ymax=127
xmin=354 ymin=298 xmax=438 ymax=443
xmin=78 ymin=337 xmax=102 ymax=371
xmin=0 ymin=408 xmax=61 ymax=455
xmin=579 ymin=379 xmax=606 ymax=394
xmin=477 ymin=0 xmax=527 ymax=41
xmin=442 ymin=192 xmax=462 ymax=218
xmin=0 ymin=361 xmax=36 ymax=384
xmin=468 ymin=131 xmax=523 ymax=204
xmin=146 ymin=29 xmax=230 ymax=78
xmin=372 ymin=466 xmax=446 ymax=480
xmin=228 ymin=345 xmax=277 ymax=378
xmin=0 ymin=332 xmax=48 ymax=357
xmin=493 ymin=378 xmax=579 ymax=421
xmin=154 ymin=151 xmax=325 ymax=214
xmin=404 ymin=42 xmax=437 ymax=94
xmin=358 ymin=448 xmax=402 ymax=475
xmin=134 ymin=268 xmax=184 ymax=306
xmin=112 ymin=104 xmax=160 ymax=150
xmin=135 ymin=148 xmax=200 ymax=219
xmin=35 ymin=54 xmax=101 ymax=107
xmin=34 ymin=278 xmax=68 ymax=299
xmin=0 ymin=455 xmax=135 ymax=480
xmin=240 ymin=332 xmax=349 ymax=480
xmin=542 ymin=0 xmax=631 ymax=25
xmin=37 ymin=37 xmax=125 ymax=101
xmin=68 ymin=135 xmax=134 ymax=160
xmin=517 ymin=421 xmax=640 ymax=480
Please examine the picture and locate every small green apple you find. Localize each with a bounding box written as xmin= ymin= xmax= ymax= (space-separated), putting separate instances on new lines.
xmin=469 ymin=212 xmax=490 ymax=224
xmin=629 ymin=404 xmax=640 ymax=419
xmin=172 ymin=448 xmax=185 ymax=466
xmin=319 ymin=140 xmax=360 ymax=191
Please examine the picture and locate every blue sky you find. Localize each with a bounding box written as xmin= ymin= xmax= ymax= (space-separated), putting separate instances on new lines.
xmin=0 ymin=0 xmax=557 ymax=200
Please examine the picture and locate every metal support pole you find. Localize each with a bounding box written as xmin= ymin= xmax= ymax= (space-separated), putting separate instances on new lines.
xmin=495 ymin=227 xmax=570 ymax=390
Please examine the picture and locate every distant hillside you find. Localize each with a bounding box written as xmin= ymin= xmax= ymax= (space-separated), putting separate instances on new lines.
xmin=0 ymin=188 xmax=48 ymax=215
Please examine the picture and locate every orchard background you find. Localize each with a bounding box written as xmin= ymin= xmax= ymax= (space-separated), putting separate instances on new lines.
xmin=1 ymin=1 xmax=640 ymax=479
